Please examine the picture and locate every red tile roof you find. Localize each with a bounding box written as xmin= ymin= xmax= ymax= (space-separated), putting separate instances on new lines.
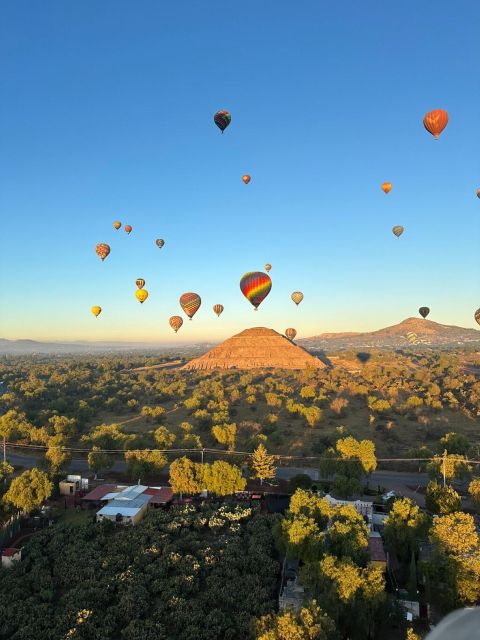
xmin=144 ymin=487 xmax=174 ymax=504
xmin=82 ymin=484 xmax=118 ymax=501
xmin=2 ymin=548 xmax=20 ymax=557
xmin=369 ymin=537 xmax=387 ymax=563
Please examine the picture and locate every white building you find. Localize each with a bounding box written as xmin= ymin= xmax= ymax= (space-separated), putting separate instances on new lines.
xmin=1 ymin=548 xmax=22 ymax=569
xmin=323 ymin=493 xmax=374 ymax=529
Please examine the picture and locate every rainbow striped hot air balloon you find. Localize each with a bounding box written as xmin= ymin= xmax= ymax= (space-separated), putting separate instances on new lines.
xmin=180 ymin=292 xmax=201 ymax=320
xmin=240 ymin=272 xmax=272 ymax=310
xmin=214 ymin=110 xmax=231 ymax=133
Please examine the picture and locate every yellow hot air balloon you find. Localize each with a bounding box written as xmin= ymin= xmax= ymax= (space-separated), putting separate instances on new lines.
xmin=381 ymin=182 xmax=392 ymax=194
xmin=91 ymin=306 xmax=102 ymax=317
xmin=135 ymin=289 xmax=148 ymax=304
xmin=136 ymin=278 xmax=145 ymax=289
xmin=291 ymin=291 xmax=304 ymax=306
xmin=169 ymin=316 xmax=183 ymax=333
xmin=265 ymin=263 xmax=272 ymax=272
xmin=113 ymin=221 xmax=121 ymax=230
xmin=392 ymin=225 xmax=404 ymax=238
xmin=213 ymin=304 xmax=224 ymax=317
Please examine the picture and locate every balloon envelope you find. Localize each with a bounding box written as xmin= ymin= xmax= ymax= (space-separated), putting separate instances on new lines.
xmin=213 ymin=304 xmax=224 ymax=317
xmin=392 ymin=225 xmax=404 ymax=237
xmin=291 ymin=291 xmax=304 ymax=306
xmin=95 ymin=243 xmax=110 ymax=261
xmin=214 ymin=110 xmax=231 ymax=133
xmin=476 ymin=189 xmax=480 ymax=199
xmin=419 ymin=307 xmax=430 ymax=319
xmin=136 ymin=278 xmax=145 ymax=289
xmin=169 ymin=316 xmax=183 ymax=333
xmin=180 ymin=292 xmax=201 ymax=319
xmin=156 ymin=239 xmax=165 ymax=248
xmin=264 ymin=263 xmax=272 ymax=272
xmin=113 ymin=221 xmax=121 ymax=230
xmin=124 ymin=225 xmax=132 ymax=234
xmin=423 ymin=109 xmax=449 ymax=139
xmin=91 ymin=306 xmax=102 ymax=317
xmin=135 ymin=289 xmax=148 ymax=304
xmin=242 ymin=175 xmax=251 ymax=184
xmin=285 ymin=328 xmax=297 ymax=341
xmin=240 ymin=272 xmax=272 ymax=309
xmin=381 ymin=182 xmax=392 ymax=194
xmin=475 ymin=309 xmax=480 ymax=326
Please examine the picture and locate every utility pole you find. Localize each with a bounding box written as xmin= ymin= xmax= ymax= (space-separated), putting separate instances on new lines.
xmin=201 ymin=448 xmax=205 ymax=465
xmin=3 ymin=437 xmax=6 ymax=463
xmin=442 ymin=449 xmax=447 ymax=488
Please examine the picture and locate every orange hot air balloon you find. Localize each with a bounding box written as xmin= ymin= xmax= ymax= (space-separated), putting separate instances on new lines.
xmin=91 ymin=306 xmax=102 ymax=318
xmin=95 ymin=243 xmax=110 ymax=261
xmin=291 ymin=291 xmax=304 ymax=306
xmin=381 ymin=182 xmax=392 ymax=194
xmin=285 ymin=328 xmax=297 ymax=341
xmin=113 ymin=221 xmax=121 ymax=230
xmin=169 ymin=316 xmax=183 ymax=333
xmin=135 ymin=289 xmax=148 ymax=304
xmin=124 ymin=225 xmax=133 ymax=234
xmin=136 ymin=278 xmax=145 ymax=289
xmin=180 ymin=292 xmax=201 ymax=320
xmin=242 ymin=175 xmax=251 ymax=184
xmin=423 ymin=109 xmax=449 ymax=139
xmin=213 ymin=304 xmax=224 ymax=317
xmin=265 ymin=263 xmax=272 ymax=272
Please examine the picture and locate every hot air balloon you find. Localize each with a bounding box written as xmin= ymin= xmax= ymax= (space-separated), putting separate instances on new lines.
xmin=381 ymin=182 xmax=392 ymax=194
xmin=213 ymin=304 xmax=224 ymax=317
xmin=180 ymin=292 xmax=201 ymax=319
xmin=124 ymin=225 xmax=132 ymax=234
xmin=423 ymin=109 xmax=449 ymax=139
xmin=91 ymin=306 xmax=102 ymax=318
xmin=356 ymin=352 xmax=371 ymax=365
xmin=265 ymin=263 xmax=272 ymax=272
xmin=136 ymin=278 xmax=145 ymax=289
xmin=113 ymin=221 xmax=121 ymax=230
xmin=135 ymin=289 xmax=148 ymax=304
xmin=419 ymin=307 xmax=430 ymax=319
xmin=169 ymin=316 xmax=183 ymax=333
xmin=242 ymin=175 xmax=251 ymax=184
xmin=392 ymin=226 xmax=404 ymax=238
xmin=291 ymin=291 xmax=304 ymax=306
xmin=156 ymin=239 xmax=165 ymax=248
xmin=476 ymin=189 xmax=480 ymax=199
xmin=475 ymin=308 xmax=480 ymax=326
xmin=240 ymin=272 xmax=272 ymax=310
xmin=214 ymin=110 xmax=231 ymax=133
xmin=95 ymin=243 xmax=111 ymax=261
xmin=285 ymin=328 xmax=297 ymax=341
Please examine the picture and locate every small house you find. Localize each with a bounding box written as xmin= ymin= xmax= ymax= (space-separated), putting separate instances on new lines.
xmin=368 ymin=531 xmax=387 ymax=571
xmin=59 ymin=475 xmax=88 ymax=496
xmin=1 ymin=548 xmax=22 ymax=569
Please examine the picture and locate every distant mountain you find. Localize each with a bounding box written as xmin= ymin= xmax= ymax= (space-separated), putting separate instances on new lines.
xmin=0 ymin=338 xmax=212 ymax=355
xmin=298 ymin=318 xmax=480 ymax=350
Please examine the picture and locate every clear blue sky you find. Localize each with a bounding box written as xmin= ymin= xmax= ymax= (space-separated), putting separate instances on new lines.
xmin=0 ymin=1 xmax=479 ymax=342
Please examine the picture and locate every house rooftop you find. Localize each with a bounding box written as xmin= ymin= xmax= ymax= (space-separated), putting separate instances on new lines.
xmin=2 ymin=548 xmax=20 ymax=557
xmin=82 ymin=484 xmax=119 ymax=501
xmin=368 ymin=535 xmax=387 ymax=563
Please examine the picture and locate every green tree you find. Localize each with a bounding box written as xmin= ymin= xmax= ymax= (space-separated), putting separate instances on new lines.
xmin=211 ymin=423 xmax=237 ymax=450
xmin=45 ymin=434 xmax=72 ymax=473
xmin=289 ymin=474 xmax=313 ymax=492
xmin=169 ymin=456 xmax=202 ymax=494
xmin=327 ymin=505 xmax=369 ymax=564
xmin=251 ymin=444 xmax=276 ymax=484
xmin=255 ymin=600 xmax=336 ymax=640
xmin=124 ymin=449 xmax=167 ymax=480
xmin=407 ymin=551 xmax=418 ymax=601
xmin=384 ymin=497 xmax=429 ymax=562
xmin=439 ymin=432 xmax=471 ymax=456
xmin=154 ymin=426 xmax=176 ymax=449
xmin=202 ymin=461 xmax=246 ymax=496
xmin=425 ymin=481 xmax=461 ymax=515
xmin=87 ymin=446 xmax=113 ymax=477
xmin=468 ymin=478 xmax=480 ymax=512
xmin=3 ymin=468 xmax=53 ymax=513
xmin=0 ymin=460 xmax=14 ymax=482
xmin=427 ymin=452 xmax=471 ymax=484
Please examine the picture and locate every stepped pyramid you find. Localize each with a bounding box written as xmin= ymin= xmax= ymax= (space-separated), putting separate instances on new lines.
xmin=183 ymin=327 xmax=326 ymax=370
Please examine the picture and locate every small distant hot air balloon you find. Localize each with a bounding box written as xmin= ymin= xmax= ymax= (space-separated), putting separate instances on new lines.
xmin=240 ymin=272 xmax=272 ymax=310
xmin=113 ymin=221 xmax=121 ymax=230
xmin=124 ymin=225 xmax=132 ymax=234
xmin=265 ymin=263 xmax=272 ymax=272
xmin=169 ymin=316 xmax=183 ymax=333
xmin=419 ymin=307 xmax=430 ymax=319
xmin=242 ymin=175 xmax=251 ymax=184
xmin=156 ymin=239 xmax=165 ymax=249
xmin=135 ymin=289 xmax=148 ymax=304
xmin=136 ymin=278 xmax=145 ymax=289
xmin=476 ymin=189 xmax=480 ymax=199
xmin=214 ymin=110 xmax=231 ymax=133
xmin=423 ymin=109 xmax=449 ymax=139
xmin=392 ymin=226 xmax=404 ymax=238
xmin=180 ymin=292 xmax=201 ymax=320
xmin=95 ymin=243 xmax=111 ymax=261
xmin=381 ymin=182 xmax=392 ymax=194
xmin=285 ymin=328 xmax=297 ymax=341
xmin=291 ymin=291 xmax=304 ymax=306
xmin=91 ymin=306 xmax=102 ymax=318
xmin=213 ymin=304 xmax=224 ymax=317
xmin=475 ymin=308 xmax=480 ymax=326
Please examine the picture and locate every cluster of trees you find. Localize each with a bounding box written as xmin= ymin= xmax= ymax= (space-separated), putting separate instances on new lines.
xmin=0 ymin=502 xmax=281 ymax=640
xmin=319 ymin=436 xmax=377 ymax=498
